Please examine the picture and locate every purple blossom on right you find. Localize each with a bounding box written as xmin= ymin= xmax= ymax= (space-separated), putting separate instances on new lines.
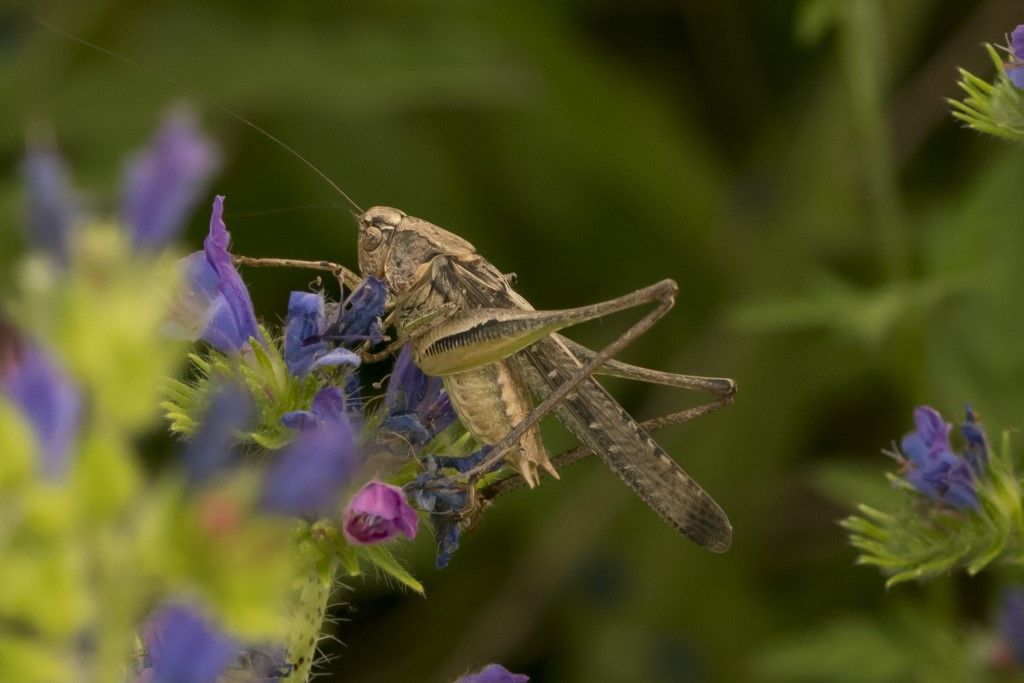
xmin=1007 ymin=25 xmax=1024 ymax=88
xmin=896 ymin=406 xmax=985 ymax=509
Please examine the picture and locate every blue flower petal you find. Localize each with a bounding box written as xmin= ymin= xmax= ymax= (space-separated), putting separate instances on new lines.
xmin=407 ymin=472 xmax=469 ymax=568
xmin=281 ymin=410 xmax=317 ymax=430
xmin=384 ymin=345 xmax=455 ymax=446
xmin=141 ymin=603 xmax=238 ymax=683
xmin=123 ymin=109 xmax=220 ymax=251
xmin=911 ymin=406 xmax=951 ymax=454
xmin=382 ymin=413 xmax=432 ymax=447
xmin=961 ymin=406 xmax=989 ymax=474
xmin=262 ymin=388 xmax=357 ymax=517
xmin=1 ymin=337 xmax=81 ymax=479
xmin=201 ymin=196 xmax=262 ymax=351
xmin=1008 ymin=64 xmax=1024 ymax=89
xmin=181 ymin=383 xmax=253 ymax=487
xmin=309 ymin=347 xmax=360 ymax=372
xmin=1012 ymin=25 xmax=1024 ymax=61
xmin=1001 ymin=587 xmax=1024 ymax=666
xmin=899 ymin=433 xmax=929 ymax=466
xmin=456 ymin=663 xmax=530 ymax=683
xmin=22 ymin=143 xmax=77 ymax=262
xmin=169 ymin=197 xmax=261 ymax=352
xmin=284 ymin=291 xmax=327 ymax=376
xmin=899 ymin=406 xmax=980 ymax=509
xmin=326 ymin=276 xmax=387 ymax=344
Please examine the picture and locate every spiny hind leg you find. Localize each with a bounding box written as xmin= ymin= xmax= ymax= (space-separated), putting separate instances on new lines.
xmin=514 ymin=425 xmax=558 ymax=488
xmin=555 ymin=335 xmax=736 ymax=397
xmin=478 ymin=392 xmax=733 ymax=503
xmin=465 ymin=280 xmax=679 ymax=481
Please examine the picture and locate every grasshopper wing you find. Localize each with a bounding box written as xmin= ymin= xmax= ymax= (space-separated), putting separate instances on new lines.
xmin=434 ymin=256 xmax=732 ymax=551
xmin=515 ymin=339 xmax=732 ymax=552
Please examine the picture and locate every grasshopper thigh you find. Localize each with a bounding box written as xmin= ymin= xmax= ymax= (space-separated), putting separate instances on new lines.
xmin=517 ymin=338 xmax=732 ymax=552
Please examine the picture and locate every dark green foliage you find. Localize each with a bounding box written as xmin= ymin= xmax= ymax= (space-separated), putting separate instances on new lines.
xmin=8 ymin=1 xmax=1024 ymax=680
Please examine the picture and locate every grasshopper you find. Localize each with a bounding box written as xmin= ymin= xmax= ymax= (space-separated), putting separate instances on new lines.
xmin=351 ymin=205 xmax=736 ymax=552
xmin=239 ymin=204 xmax=736 ymax=552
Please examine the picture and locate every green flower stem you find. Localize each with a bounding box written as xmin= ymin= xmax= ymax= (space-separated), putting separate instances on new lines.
xmin=91 ymin=530 xmax=144 ymax=683
xmin=838 ymin=0 xmax=907 ymax=279
xmin=284 ymin=560 xmax=338 ymax=683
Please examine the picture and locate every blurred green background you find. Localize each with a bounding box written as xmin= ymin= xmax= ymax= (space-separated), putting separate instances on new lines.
xmin=5 ymin=1 xmax=1024 ymax=681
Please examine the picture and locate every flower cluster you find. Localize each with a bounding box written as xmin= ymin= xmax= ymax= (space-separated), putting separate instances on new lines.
xmin=843 ymin=403 xmax=1024 ymax=587
xmin=3 ymin=111 xmax=529 ymax=682
xmin=893 ymin=406 xmax=985 ymax=509
xmin=950 ymin=24 xmax=1024 ymax=142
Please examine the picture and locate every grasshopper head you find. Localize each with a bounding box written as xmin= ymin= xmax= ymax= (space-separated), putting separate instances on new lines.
xmin=357 ymin=206 xmax=404 ymax=280
xmin=357 ymin=206 xmax=478 ymax=294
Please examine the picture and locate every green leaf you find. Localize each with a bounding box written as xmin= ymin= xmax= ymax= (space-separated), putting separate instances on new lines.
xmin=360 ymin=545 xmax=424 ymax=595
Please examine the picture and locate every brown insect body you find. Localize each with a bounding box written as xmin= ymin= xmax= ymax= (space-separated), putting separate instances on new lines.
xmin=356 ymin=206 xmax=732 ymax=552
xmin=357 ymin=206 xmax=555 ymax=486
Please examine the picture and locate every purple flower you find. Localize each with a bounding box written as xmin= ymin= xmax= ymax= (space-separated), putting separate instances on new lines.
xmin=1006 ymin=25 xmax=1024 ymax=88
xmin=1012 ymin=25 xmax=1024 ymax=60
xmin=181 ymin=383 xmax=254 ymax=487
xmin=21 ymin=142 xmax=77 ymax=262
xmin=281 ymin=385 xmax=352 ymax=430
xmin=382 ymin=345 xmax=456 ymax=447
xmin=1 ymin=329 xmax=80 ymax=479
xmin=408 ymin=470 xmax=469 ymax=568
xmin=455 ymin=664 xmax=529 ymax=683
xmin=321 ymin=276 xmax=387 ymax=345
xmin=123 ymin=109 xmax=220 ymax=251
xmin=283 ymin=291 xmax=360 ymax=377
xmin=170 ymin=196 xmax=262 ymax=352
xmin=898 ymin=406 xmax=979 ymax=509
xmin=961 ymin=406 xmax=989 ymax=474
xmin=343 ymin=481 xmax=419 ymax=545
xmin=262 ymin=388 xmax=357 ymax=518
xmin=1000 ymin=587 xmax=1024 ymax=667
xmin=137 ymin=603 xmax=238 ymax=683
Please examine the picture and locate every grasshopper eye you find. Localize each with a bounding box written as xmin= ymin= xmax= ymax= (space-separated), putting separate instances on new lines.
xmin=362 ymin=225 xmax=384 ymax=250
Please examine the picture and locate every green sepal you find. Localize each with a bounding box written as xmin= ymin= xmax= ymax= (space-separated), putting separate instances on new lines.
xmin=337 ymin=544 xmax=361 ymax=577
xmin=949 ymin=44 xmax=1024 ymax=143
xmin=359 ymin=545 xmax=424 ymax=595
xmin=160 ymin=326 xmax=338 ymax=451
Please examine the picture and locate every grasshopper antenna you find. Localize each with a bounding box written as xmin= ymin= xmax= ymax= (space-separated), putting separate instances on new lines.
xmin=34 ymin=16 xmax=365 ymax=216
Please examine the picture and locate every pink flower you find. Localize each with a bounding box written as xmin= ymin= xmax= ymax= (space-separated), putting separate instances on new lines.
xmin=343 ymin=481 xmax=418 ymax=545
